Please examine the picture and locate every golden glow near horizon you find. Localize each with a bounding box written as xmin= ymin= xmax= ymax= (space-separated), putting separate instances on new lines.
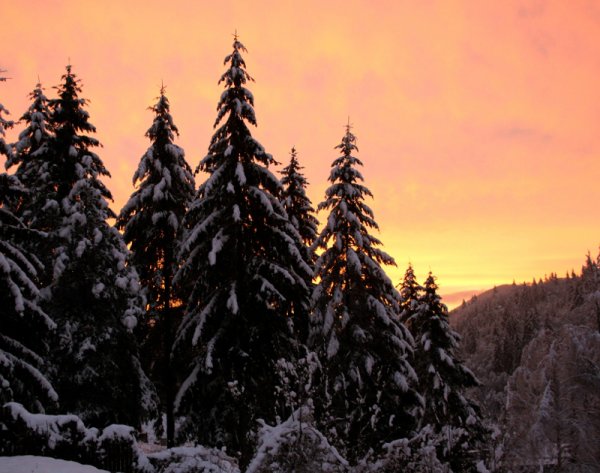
xmin=3 ymin=1 xmax=600 ymax=308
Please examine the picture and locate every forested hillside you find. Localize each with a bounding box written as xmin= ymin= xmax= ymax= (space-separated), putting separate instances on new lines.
xmin=452 ymin=254 xmax=600 ymax=472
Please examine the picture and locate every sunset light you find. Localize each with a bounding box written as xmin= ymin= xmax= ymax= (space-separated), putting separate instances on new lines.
xmin=4 ymin=3 xmax=600 ymax=470
xmin=3 ymin=0 xmax=600 ymax=306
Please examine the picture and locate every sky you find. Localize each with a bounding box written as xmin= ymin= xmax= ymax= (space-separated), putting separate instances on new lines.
xmin=2 ymin=0 xmax=600 ymax=308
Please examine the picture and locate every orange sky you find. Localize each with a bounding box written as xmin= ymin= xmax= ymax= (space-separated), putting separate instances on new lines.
xmin=2 ymin=0 xmax=600 ymax=307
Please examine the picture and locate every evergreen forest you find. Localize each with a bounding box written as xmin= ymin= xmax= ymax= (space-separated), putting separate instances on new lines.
xmin=1 ymin=36 xmax=597 ymax=473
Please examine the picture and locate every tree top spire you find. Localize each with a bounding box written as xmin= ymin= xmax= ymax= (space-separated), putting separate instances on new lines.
xmin=229 ymin=30 xmax=248 ymax=57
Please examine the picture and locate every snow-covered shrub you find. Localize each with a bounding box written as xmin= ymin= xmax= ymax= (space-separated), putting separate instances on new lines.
xmin=246 ymin=406 xmax=348 ymax=473
xmin=98 ymin=424 xmax=153 ymax=473
xmin=0 ymin=402 xmax=153 ymax=473
xmin=355 ymin=427 xmax=446 ymax=473
xmin=356 ymin=425 xmax=490 ymax=473
xmin=0 ymin=402 xmax=98 ymax=463
xmin=147 ymin=445 xmax=239 ymax=473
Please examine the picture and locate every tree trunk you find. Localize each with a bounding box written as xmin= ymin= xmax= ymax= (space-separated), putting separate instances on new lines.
xmin=163 ymin=249 xmax=175 ymax=448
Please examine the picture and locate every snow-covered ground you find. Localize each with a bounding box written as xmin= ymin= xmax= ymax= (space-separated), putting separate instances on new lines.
xmin=0 ymin=456 xmax=109 ymax=473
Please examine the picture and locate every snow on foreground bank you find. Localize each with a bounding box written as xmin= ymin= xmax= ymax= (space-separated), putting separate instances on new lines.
xmin=0 ymin=456 xmax=110 ymax=473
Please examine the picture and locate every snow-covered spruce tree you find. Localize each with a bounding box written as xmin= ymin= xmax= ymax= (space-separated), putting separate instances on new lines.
xmin=43 ymin=65 xmax=156 ymax=427
xmin=117 ymin=87 xmax=194 ymax=446
xmin=280 ymin=146 xmax=318 ymax=264
xmin=410 ymin=272 xmax=488 ymax=472
xmin=174 ymin=37 xmax=312 ymax=465
xmin=310 ymin=124 xmax=422 ymax=462
xmin=0 ymin=175 xmax=57 ymax=412
xmin=5 ymin=82 xmax=54 ymax=231
xmin=0 ymin=72 xmax=57 ymax=412
xmin=280 ymin=146 xmax=318 ymax=342
xmin=398 ymin=263 xmax=423 ymax=326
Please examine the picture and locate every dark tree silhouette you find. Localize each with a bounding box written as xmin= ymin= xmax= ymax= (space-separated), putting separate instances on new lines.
xmin=310 ymin=123 xmax=422 ymax=461
xmin=174 ymin=36 xmax=311 ymax=465
xmin=117 ymin=87 xmax=194 ymax=445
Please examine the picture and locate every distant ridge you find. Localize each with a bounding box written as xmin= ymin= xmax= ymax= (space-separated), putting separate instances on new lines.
xmin=449 ymin=259 xmax=600 ymax=470
xmin=441 ymin=288 xmax=486 ymax=310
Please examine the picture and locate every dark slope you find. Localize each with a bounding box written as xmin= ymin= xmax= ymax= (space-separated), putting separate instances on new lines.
xmin=450 ymin=262 xmax=600 ymax=469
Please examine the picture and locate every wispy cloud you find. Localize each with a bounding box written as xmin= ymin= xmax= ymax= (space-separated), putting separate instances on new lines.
xmin=494 ymin=126 xmax=553 ymax=144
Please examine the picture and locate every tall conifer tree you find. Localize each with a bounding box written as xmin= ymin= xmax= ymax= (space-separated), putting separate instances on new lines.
xmin=0 ymin=174 xmax=57 ymax=412
xmin=410 ymin=272 xmax=487 ymax=471
xmin=117 ymin=87 xmax=194 ymax=445
xmin=280 ymin=147 xmax=318 ymax=263
xmin=6 ymin=82 xmax=54 ymax=229
xmin=43 ymin=65 xmax=155 ymax=427
xmin=399 ymin=263 xmax=423 ymax=325
xmin=280 ymin=146 xmax=318 ymax=342
xmin=0 ymin=71 xmax=57 ymax=412
xmin=174 ymin=36 xmax=311 ymax=464
xmin=310 ymin=124 xmax=422 ymax=461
